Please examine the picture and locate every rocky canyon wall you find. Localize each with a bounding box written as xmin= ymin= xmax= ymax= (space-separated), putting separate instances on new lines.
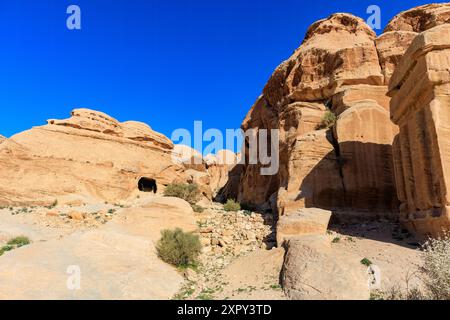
xmin=225 ymin=2 xmax=450 ymax=238
xmin=226 ymin=13 xmax=407 ymax=221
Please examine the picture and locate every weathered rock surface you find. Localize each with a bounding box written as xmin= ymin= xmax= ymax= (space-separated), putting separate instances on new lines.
xmin=264 ymin=13 xmax=383 ymax=106
xmin=334 ymin=100 xmax=399 ymax=217
xmin=0 ymin=109 xmax=186 ymax=206
xmin=0 ymin=197 xmax=197 ymax=299
xmin=276 ymin=208 xmax=331 ymax=245
xmin=281 ymin=235 xmax=370 ymax=300
xmin=0 ymin=135 xmax=5 ymax=144
xmin=375 ymin=31 xmax=418 ymax=84
xmin=385 ymin=3 xmax=450 ymax=33
xmin=277 ymin=130 xmax=343 ymax=214
xmin=227 ymin=12 xmax=399 ymax=223
xmin=389 ymin=24 xmax=450 ymax=238
xmin=332 ymin=85 xmax=391 ymax=114
xmin=172 ymin=145 xmax=240 ymax=200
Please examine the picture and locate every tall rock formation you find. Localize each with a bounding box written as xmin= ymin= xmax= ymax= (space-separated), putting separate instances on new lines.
xmin=385 ymin=3 xmax=450 ymax=33
xmin=389 ymin=24 xmax=450 ymax=238
xmin=0 ymin=109 xmax=185 ymax=206
xmin=228 ymin=13 xmax=400 ymax=222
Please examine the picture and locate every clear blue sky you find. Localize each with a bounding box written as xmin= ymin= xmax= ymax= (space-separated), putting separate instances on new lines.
xmin=0 ymin=0 xmax=446 ymax=151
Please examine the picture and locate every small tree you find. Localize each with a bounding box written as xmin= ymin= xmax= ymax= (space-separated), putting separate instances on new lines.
xmin=156 ymin=228 xmax=201 ymax=268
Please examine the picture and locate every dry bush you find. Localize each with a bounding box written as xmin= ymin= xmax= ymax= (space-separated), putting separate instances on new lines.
xmin=156 ymin=228 xmax=201 ymax=268
xmin=163 ymin=183 xmax=201 ymax=205
xmin=223 ymin=199 xmax=241 ymax=212
xmin=421 ymin=231 xmax=450 ymax=300
xmin=372 ymin=231 xmax=450 ymax=300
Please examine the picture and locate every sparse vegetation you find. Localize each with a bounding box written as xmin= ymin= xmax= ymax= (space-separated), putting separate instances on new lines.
xmin=316 ymin=111 xmax=337 ymax=130
xmin=270 ymin=284 xmax=282 ymax=290
xmin=7 ymin=236 xmax=31 ymax=247
xmin=46 ymin=199 xmax=58 ymax=209
xmin=421 ymin=231 xmax=450 ymax=300
xmin=163 ymin=183 xmax=201 ymax=205
xmin=191 ymin=204 xmax=204 ymax=213
xmin=0 ymin=236 xmax=31 ymax=256
xmin=196 ymin=287 xmax=215 ymax=300
xmin=361 ymin=258 xmax=373 ymax=267
xmin=332 ymin=237 xmax=341 ymax=243
xmin=156 ymin=228 xmax=201 ymax=268
xmin=223 ymin=199 xmax=241 ymax=212
xmin=242 ymin=210 xmax=252 ymax=216
xmin=172 ymin=281 xmax=196 ymax=300
xmin=370 ymin=233 xmax=450 ymax=300
xmin=373 ymin=286 xmax=424 ymax=300
xmin=346 ymin=236 xmax=355 ymax=242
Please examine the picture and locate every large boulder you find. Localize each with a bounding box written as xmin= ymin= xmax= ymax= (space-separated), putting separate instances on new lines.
xmin=281 ymin=235 xmax=370 ymax=300
xmin=276 ymin=208 xmax=332 ymax=245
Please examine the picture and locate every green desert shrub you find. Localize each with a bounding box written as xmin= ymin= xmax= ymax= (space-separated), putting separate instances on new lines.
xmin=191 ymin=204 xmax=204 ymax=213
xmin=163 ymin=183 xmax=201 ymax=205
xmin=156 ymin=228 xmax=201 ymax=268
xmin=223 ymin=199 xmax=241 ymax=212
xmin=316 ymin=111 xmax=337 ymax=130
xmin=360 ymin=258 xmax=372 ymax=267
xmin=0 ymin=236 xmax=31 ymax=256
xmin=7 ymin=236 xmax=31 ymax=247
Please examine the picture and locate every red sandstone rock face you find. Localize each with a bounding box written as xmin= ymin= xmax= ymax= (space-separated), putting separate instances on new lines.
xmin=374 ymin=3 xmax=450 ymax=86
xmin=264 ymin=13 xmax=383 ymax=107
xmin=0 ymin=109 xmax=234 ymax=206
xmin=227 ymin=13 xmax=400 ymax=220
xmin=375 ymin=31 xmax=418 ymax=85
xmin=0 ymin=109 xmax=184 ymax=206
xmin=385 ymin=3 xmax=450 ymax=33
xmin=334 ymin=101 xmax=399 ymax=216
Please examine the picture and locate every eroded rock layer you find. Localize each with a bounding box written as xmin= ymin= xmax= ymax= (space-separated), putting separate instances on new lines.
xmin=389 ymin=24 xmax=450 ymax=238
xmin=225 ymin=13 xmax=401 ymax=222
xmin=0 ymin=109 xmax=185 ymax=206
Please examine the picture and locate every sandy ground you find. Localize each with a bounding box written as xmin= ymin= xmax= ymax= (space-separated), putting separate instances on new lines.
xmin=0 ymin=195 xmax=196 ymax=299
xmin=327 ymin=221 xmax=423 ymax=292
xmin=0 ymin=200 xmax=424 ymax=300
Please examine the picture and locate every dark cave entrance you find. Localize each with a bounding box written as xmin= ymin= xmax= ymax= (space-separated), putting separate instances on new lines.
xmin=138 ymin=177 xmax=157 ymax=193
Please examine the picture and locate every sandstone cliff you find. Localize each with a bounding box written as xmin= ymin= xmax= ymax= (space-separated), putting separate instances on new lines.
xmin=226 ymin=13 xmax=402 ymax=221
xmin=0 ymin=109 xmax=185 ymax=206
xmin=389 ymin=23 xmax=450 ymax=238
